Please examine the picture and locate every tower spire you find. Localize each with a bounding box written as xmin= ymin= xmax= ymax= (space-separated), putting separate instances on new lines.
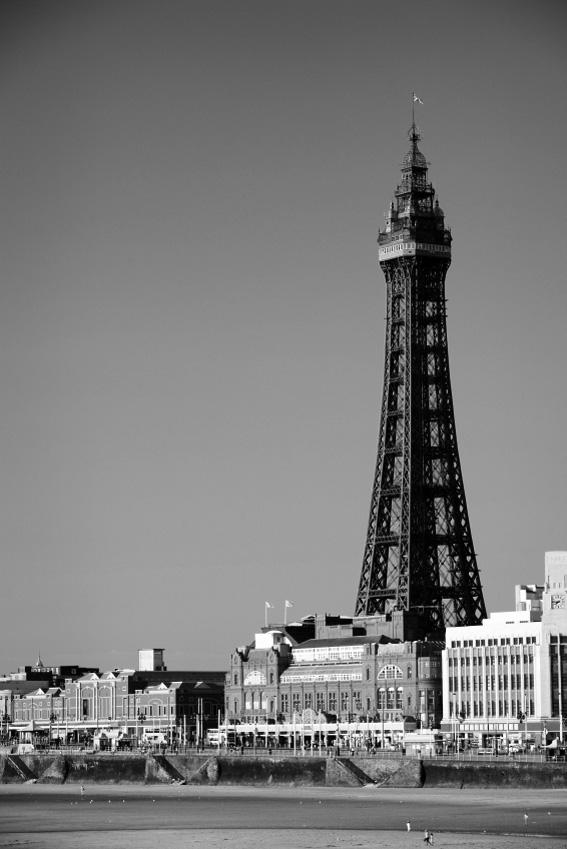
xmin=355 ymin=126 xmax=486 ymax=638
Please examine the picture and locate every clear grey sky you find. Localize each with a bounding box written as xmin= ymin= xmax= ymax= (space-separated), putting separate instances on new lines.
xmin=1 ymin=0 xmax=565 ymax=674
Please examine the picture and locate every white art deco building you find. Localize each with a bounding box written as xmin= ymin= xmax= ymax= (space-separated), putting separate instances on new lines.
xmin=441 ymin=552 xmax=567 ymax=748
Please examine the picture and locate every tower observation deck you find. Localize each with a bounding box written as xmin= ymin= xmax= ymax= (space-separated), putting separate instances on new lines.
xmin=355 ymin=124 xmax=486 ymax=638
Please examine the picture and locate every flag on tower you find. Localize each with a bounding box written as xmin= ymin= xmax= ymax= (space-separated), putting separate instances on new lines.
xmin=413 ymin=93 xmax=424 ymax=104
xmin=285 ymin=600 xmax=294 ymax=608
xmin=265 ymin=601 xmax=273 ymax=608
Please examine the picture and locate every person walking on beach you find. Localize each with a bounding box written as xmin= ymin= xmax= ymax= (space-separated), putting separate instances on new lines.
xmin=406 ymin=820 xmax=411 ymax=831
xmin=423 ymin=829 xmax=433 ymax=845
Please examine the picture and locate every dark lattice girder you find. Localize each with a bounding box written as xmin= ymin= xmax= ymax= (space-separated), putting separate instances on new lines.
xmin=355 ymin=125 xmax=487 ymax=636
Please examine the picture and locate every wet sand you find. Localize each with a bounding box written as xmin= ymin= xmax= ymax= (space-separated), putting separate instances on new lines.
xmin=0 ymin=784 xmax=566 ymax=849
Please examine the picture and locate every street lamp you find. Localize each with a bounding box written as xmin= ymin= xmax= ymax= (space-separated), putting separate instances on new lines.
xmin=137 ymin=712 xmax=145 ymax=748
xmin=49 ymin=713 xmax=57 ymax=749
xmin=1 ymin=712 xmax=10 ymax=742
xmin=451 ymin=694 xmax=457 ymax=752
xmin=518 ymin=711 xmax=527 ymax=751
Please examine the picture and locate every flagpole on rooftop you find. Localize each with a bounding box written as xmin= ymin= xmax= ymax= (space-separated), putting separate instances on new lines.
xmin=284 ymin=599 xmax=293 ymax=626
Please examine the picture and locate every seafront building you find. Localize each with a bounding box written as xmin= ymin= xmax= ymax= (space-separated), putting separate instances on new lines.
xmin=223 ymin=612 xmax=443 ymax=750
xmin=1 ymin=650 xmax=224 ymax=748
xmin=441 ymin=552 xmax=567 ymax=750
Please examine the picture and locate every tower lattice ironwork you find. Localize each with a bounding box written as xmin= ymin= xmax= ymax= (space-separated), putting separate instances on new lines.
xmin=355 ymin=124 xmax=486 ymax=635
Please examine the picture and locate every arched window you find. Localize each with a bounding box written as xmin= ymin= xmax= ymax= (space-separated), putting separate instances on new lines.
xmin=377 ymin=665 xmax=403 ymax=680
xmin=387 ymin=687 xmax=395 ymax=709
xmin=396 ymin=687 xmax=403 ymax=710
xmin=377 ymin=688 xmax=386 ymax=709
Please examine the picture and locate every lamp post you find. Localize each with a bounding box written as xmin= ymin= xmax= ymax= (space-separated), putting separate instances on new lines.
xmin=49 ymin=713 xmax=57 ymax=749
xmin=518 ymin=711 xmax=526 ymax=752
xmin=1 ymin=712 xmax=10 ymax=743
xmin=137 ymin=712 xmax=145 ymax=749
xmin=451 ymin=694 xmax=457 ymax=752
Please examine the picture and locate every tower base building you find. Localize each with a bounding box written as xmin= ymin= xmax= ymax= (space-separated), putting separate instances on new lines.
xmin=225 ymin=613 xmax=443 ymax=750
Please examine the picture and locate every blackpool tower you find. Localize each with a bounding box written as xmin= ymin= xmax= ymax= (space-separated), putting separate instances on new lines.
xmin=355 ymin=123 xmax=486 ymax=637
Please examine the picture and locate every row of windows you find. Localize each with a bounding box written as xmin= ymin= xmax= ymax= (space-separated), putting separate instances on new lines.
xmin=281 ymin=673 xmax=362 ymax=684
xmin=450 ymin=636 xmax=537 ymax=648
xmin=453 ymin=699 xmax=534 ymax=719
xmin=238 ymin=664 xmax=411 ymax=687
xmin=239 ymin=688 xmax=439 ymax=716
xmin=449 ymin=654 xmax=533 ymax=667
xmin=448 ymin=674 xmax=534 ymax=692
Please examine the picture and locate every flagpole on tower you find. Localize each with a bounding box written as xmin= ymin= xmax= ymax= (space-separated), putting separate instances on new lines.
xmin=411 ymin=92 xmax=423 ymax=129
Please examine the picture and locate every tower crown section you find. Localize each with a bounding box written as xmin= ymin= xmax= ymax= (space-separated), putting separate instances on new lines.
xmin=379 ymin=124 xmax=451 ymax=263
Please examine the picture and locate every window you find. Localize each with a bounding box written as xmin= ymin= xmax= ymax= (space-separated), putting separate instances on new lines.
xmin=377 ymin=665 xmax=403 ymax=680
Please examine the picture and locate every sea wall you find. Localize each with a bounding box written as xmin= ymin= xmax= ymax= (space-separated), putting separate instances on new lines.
xmin=0 ymin=752 xmax=565 ymax=788
xmin=422 ymin=759 xmax=567 ymax=789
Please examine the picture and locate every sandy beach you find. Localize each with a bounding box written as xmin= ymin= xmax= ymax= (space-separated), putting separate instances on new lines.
xmin=1 ymin=784 xmax=566 ymax=849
